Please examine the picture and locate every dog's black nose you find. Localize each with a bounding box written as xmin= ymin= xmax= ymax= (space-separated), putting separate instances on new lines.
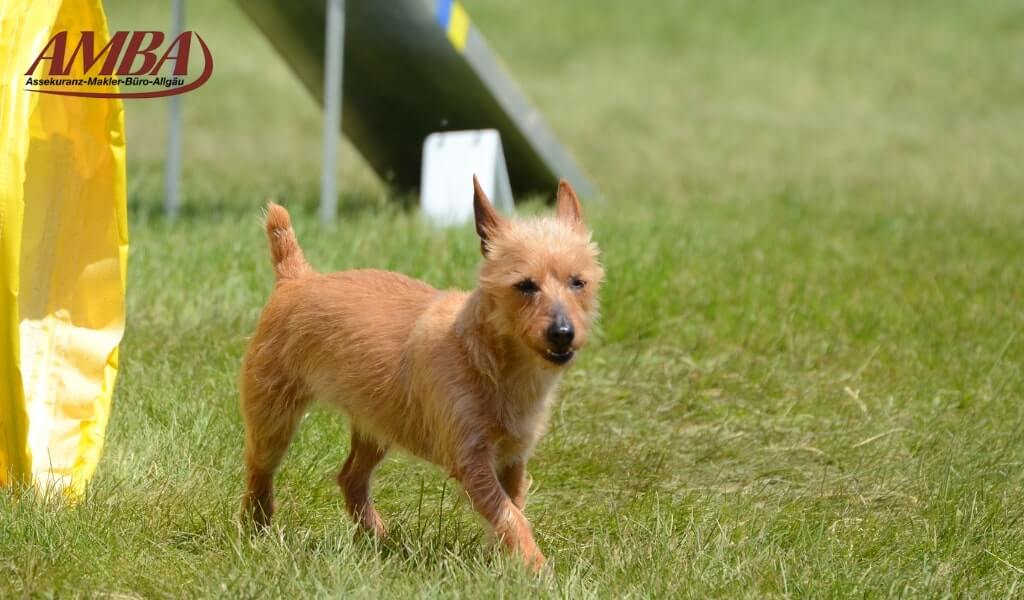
xmin=546 ymin=314 xmax=575 ymax=350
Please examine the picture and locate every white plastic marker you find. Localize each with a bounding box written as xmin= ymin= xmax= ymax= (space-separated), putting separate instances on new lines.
xmin=420 ymin=129 xmax=513 ymax=226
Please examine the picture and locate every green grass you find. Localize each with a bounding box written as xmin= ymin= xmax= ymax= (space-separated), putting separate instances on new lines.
xmin=4 ymin=0 xmax=1024 ymax=597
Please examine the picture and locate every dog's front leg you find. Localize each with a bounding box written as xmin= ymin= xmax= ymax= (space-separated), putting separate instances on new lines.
xmin=458 ymin=453 xmax=545 ymax=571
xmin=498 ymin=460 xmax=529 ymax=510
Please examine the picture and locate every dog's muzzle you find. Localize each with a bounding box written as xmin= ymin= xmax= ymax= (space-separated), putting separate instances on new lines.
xmin=543 ymin=313 xmax=575 ymax=364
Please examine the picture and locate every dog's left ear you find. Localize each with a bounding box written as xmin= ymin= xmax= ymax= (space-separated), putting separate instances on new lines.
xmin=556 ymin=180 xmax=584 ymax=229
xmin=473 ymin=175 xmax=505 ymax=256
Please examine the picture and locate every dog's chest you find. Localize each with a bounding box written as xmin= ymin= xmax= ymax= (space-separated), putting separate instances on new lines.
xmin=491 ymin=373 xmax=559 ymax=460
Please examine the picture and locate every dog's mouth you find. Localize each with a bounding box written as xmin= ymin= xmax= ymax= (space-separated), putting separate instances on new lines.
xmin=543 ymin=349 xmax=575 ymax=365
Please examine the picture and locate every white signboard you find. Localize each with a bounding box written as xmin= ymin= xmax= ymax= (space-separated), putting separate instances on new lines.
xmin=420 ymin=129 xmax=514 ymax=226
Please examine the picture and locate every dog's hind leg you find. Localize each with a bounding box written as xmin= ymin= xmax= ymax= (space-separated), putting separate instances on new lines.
xmin=337 ymin=428 xmax=389 ymax=537
xmin=240 ymin=372 xmax=308 ymax=529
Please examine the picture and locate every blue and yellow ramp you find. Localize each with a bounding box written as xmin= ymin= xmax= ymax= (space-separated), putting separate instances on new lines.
xmin=237 ymin=0 xmax=594 ymax=199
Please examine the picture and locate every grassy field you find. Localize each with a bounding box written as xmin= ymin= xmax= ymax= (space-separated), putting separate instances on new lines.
xmin=4 ymin=0 xmax=1024 ymax=596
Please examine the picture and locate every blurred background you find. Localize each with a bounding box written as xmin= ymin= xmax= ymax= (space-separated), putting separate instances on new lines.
xmin=112 ymin=0 xmax=1024 ymax=217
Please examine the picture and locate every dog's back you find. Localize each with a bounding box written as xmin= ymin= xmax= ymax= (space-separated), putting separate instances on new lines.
xmin=246 ymin=206 xmax=460 ymax=457
xmin=248 ymin=207 xmax=438 ymax=400
xmin=253 ymin=269 xmax=436 ymax=384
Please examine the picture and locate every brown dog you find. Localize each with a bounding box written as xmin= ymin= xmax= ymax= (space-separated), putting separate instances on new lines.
xmin=240 ymin=177 xmax=603 ymax=570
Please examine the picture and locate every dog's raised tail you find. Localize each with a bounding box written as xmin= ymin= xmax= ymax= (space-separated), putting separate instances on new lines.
xmin=264 ymin=202 xmax=311 ymax=280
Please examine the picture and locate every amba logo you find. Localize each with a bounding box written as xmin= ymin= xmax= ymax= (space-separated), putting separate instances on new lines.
xmin=24 ymin=30 xmax=213 ymax=99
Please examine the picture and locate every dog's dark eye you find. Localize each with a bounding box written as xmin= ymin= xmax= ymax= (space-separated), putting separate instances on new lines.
xmin=515 ymin=279 xmax=540 ymax=295
xmin=570 ymin=277 xmax=586 ymax=291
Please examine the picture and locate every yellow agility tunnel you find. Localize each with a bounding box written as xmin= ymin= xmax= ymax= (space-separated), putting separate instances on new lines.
xmin=0 ymin=0 xmax=128 ymax=497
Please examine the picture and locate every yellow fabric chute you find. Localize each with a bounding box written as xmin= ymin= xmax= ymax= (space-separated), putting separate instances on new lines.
xmin=0 ymin=0 xmax=128 ymax=498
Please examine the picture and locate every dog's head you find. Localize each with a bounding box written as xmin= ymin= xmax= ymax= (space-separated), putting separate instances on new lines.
xmin=473 ymin=176 xmax=603 ymax=367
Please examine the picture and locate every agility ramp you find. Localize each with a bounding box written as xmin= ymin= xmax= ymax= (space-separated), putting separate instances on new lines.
xmin=236 ymin=0 xmax=595 ymax=199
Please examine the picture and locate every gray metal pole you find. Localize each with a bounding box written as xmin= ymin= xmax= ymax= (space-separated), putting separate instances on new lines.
xmin=320 ymin=0 xmax=345 ymax=222
xmin=164 ymin=0 xmax=185 ymax=220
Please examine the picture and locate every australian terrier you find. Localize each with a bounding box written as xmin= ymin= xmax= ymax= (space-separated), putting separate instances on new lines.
xmin=240 ymin=177 xmax=603 ymax=570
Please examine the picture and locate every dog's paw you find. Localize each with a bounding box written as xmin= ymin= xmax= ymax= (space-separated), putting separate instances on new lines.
xmin=522 ymin=546 xmax=547 ymax=574
xmin=241 ymin=495 xmax=275 ymax=533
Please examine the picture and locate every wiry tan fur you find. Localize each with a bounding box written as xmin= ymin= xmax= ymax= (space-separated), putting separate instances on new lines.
xmin=240 ymin=177 xmax=603 ymax=571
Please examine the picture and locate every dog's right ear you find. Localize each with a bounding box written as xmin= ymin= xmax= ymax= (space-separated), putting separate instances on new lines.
xmin=473 ymin=175 xmax=504 ymax=256
xmin=555 ymin=179 xmax=584 ymax=230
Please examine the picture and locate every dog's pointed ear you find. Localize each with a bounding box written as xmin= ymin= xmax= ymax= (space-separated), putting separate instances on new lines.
xmin=473 ymin=175 xmax=504 ymax=256
xmin=555 ymin=179 xmax=584 ymax=228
